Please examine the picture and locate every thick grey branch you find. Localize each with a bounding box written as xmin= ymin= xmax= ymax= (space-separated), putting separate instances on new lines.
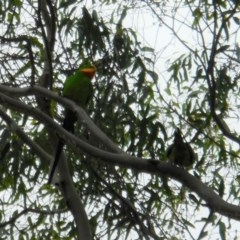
xmin=0 ymin=86 xmax=240 ymax=222
xmin=0 ymin=89 xmax=92 ymax=240
xmin=0 ymin=84 xmax=123 ymax=153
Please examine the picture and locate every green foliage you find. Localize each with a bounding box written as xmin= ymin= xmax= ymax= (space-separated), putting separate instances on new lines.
xmin=0 ymin=0 xmax=240 ymax=239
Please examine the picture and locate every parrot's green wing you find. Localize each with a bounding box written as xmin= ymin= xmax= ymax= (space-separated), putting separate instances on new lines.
xmin=48 ymin=61 xmax=96 ymax=184
xmin=62 ymin=64 xmax=95 ymax=106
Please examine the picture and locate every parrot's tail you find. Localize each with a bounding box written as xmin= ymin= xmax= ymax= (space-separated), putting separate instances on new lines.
xmin=48 ymin=140 xmax=64 ymax=184
xmin=48 ymin=109 xmax=77 ymax=184
xmin=63 ymin=109 xmax=77 ymax=133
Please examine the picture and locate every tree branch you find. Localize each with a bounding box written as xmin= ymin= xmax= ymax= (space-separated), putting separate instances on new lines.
xmin=0 ymin=85 xmax=239 ymax=221
xmin=0 ymin=108 xmax=52 ymax=163
xmin=0 ymin=88 xmax=92 ymax=240
xmin=0 ymin=84 xmax=123 ymax=153
xmin=0 ymin=207 xmax=66 ymax=228
xmin=205 ymin=4 xmax=240 ymax=144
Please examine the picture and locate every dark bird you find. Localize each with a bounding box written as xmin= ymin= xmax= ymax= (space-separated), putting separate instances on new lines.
xmin=166 ymin=128 xmax=196 ymax=167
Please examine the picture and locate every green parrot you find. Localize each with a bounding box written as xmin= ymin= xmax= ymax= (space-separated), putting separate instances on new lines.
xmin=166 ymin=128 xmax=196 ymax=167
xmin=48 ymin=60 xmax=97 ymax=184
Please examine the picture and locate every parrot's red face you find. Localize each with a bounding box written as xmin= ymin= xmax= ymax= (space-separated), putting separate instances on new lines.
xmin=80 ymin=65 xmax=97 ymax=79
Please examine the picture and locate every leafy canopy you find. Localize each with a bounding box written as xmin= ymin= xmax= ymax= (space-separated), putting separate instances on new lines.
xmin=0 ymin=0 xmax=240 ymax=239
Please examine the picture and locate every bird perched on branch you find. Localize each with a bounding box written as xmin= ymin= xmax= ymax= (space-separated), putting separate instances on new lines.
xmin=166 ymin=128 xmax=196 ymax=167
xmin=48 ymin=60 xmax=97 ymax=184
